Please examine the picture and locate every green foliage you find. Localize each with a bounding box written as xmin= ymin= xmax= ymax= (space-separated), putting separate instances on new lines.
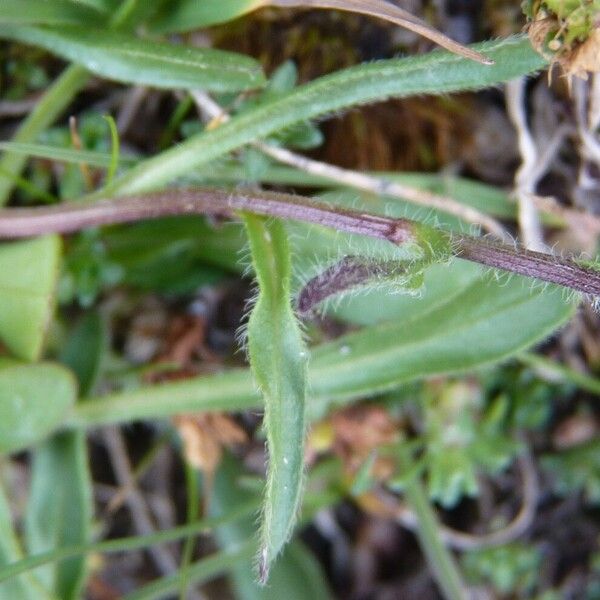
xmin=0 ymin=25 xmax=266 ymax=92
xmin=59 ymin=230 xmax=123 ymax=307
xmin=105 ymin=36 xmax=547 ymax=195
xmin=0 ymin=360 xmax=77 ymax=454
xmin=0 ymin=0 xmax=104 ymax=26
xmin=0 ymin=484 xmax=53 ymax=599
xmin=24 ymin=432 xmax=92 ymax=600
xmin=463 ymin=543 xmax=542 ymax=595
xmin=68 ymin=264 xmax=575 ymax=428
xmin=150 ymin=0 xmax=263 ymax=32
xmin=0 ymin=236 xmax=61 ymax=361
xmin=210 ymin=455 xmax=333 ymax=600
xmin=542 ymin=439 xmax=600 ymax=503
xmin=0 ymin=3 xmax=593 ymax=595
xmin=421 ymin=387 xmax=519 ymax=508
xmin=242 ymin=215 xmax=308 ymax=580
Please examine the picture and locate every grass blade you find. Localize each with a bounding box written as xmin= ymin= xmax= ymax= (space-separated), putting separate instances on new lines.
xmin=0 ymin=65 xmax=90 ymax=205
xmin=0 ymin=502 xmax=257 ymax=585
xmin=0 ymin=142 xmax=137 ymax=168
xmin=103 ymin=36 xmax=546 ymax=195
xmin=123 ymin=542 xmax=255 ymax=600
xmin=0 ymin=25 xmax=266 ymax=92
xmin=242 ymin=214 xmax=308 ymax=582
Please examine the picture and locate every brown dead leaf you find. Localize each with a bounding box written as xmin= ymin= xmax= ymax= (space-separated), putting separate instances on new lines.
xmin=552 ymin=412 xmax=598 ymax=449
xmin=329 ymin=405 xmax=400 ymax=479
xmin=173 ymin=413 xmax=247 ymax=475
xmin=562 ymin=28 xmax=600 ymax=80
xmin=527 ymin=16 xmax=600 ymax=81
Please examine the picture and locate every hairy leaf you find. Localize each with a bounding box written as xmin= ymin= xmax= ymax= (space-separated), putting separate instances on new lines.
xmin=242 ymin=215 xmax=308 ymax=582
xmin=211 ymin=455 xmax=332 ymax=600
xmin=0 ymin=25 xmax=266 ymax=92
xmin=106 ymin=36 xmax=546 ymax=195
xmin=71 ymin=267 xmax=574 ymax=427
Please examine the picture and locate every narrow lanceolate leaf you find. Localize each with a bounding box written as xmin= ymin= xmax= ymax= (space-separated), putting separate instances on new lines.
xmin=0 ymin=360 xmax=77 ymax=454
xmin=106 ymin=36 xmax=547 ymax=195
xmin=25 ymin=432 xmax=92 ymax=600
xmin=242 ymin=215 xmax=308 ymax=583
xmin=0 ymin=0 xmax=103 ymax=26
xmin=23 ymin=313 xmax=103 ymax=597
xmin=0 ymin=25 xmax=266 ymax=92
xmin=0 ymin=235 xmax=61 ymax=361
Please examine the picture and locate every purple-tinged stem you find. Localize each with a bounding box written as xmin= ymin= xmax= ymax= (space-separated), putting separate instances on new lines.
xmin=0 ymin=187 xmax=598 ymax=297
xmin=454 ymin=235 xmax=600 ymax=296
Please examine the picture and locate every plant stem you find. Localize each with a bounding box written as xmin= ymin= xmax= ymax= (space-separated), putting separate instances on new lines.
xmin=0 ymin=187 xmax=598 ymax=296
xmin=402 ymin=474 xmax=468 ymax=600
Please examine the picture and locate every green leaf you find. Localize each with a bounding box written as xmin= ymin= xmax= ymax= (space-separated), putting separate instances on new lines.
xmin=242 ymin=215 xmax=308 ymax=582
xmin=70 ymin=267 xmax=575 ymax=428
xmin=0 ymin=360 xmax=77 ymax=454
xmin=542 ymin=439 xmax=600 ymax=503
xmin=0 ymin=484 xmax=53 ymax=600
xmin=0 ymin=0 xmax=103 ymax=26
xmin=60 ymin=312 xmax=107 ymax=397
xmin=307 ymin=270 xmax=575 ymax=418
xmin=0 ymin=25 xmax=266 ymax=92
xmin=0 ymin=501 xmax=258 ymax=586
xmin=24 ymin=432 xmax=92 ymax=600
xmin=210 ymin=455 xmax=332 ymax=600
xmin=150 ymin=0 xmax=263 ymax=33
xmin=330 ymin=260 xmax=483 ymax=325
xmin=0 ymin=65 xmax=90 ymax=206
xmin=0 ymin=235 xmax=61 ymax=361
xmin=105 ymin=36 xmax=547 ymax=195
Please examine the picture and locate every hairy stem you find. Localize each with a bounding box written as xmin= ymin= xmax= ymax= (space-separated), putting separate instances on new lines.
xmin=0 ymin=187 xmax=598 ymax=296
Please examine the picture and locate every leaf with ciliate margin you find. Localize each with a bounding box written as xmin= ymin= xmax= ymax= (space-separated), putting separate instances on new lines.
xmin=72 ymin=265 xmax=576 ymax=428
xmin=0 ymin=25 xmax=266 ymax=93
xmin=107 ymin=36 xmax=547 ymax=196
xmin=242 ymin=214 xmax=308 ymax=583
xmin=0 ymin=235 xmax=61 ymax=361
xmin=210 ymin=454 xmax=333 ymax=600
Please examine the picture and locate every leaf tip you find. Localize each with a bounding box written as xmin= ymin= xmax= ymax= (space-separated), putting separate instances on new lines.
xmin=258 ymin=546 xmax=270 ymax=585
